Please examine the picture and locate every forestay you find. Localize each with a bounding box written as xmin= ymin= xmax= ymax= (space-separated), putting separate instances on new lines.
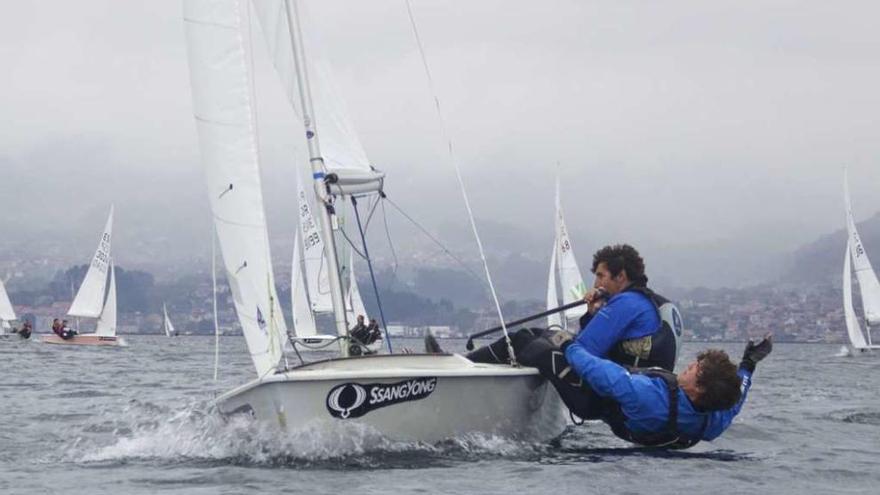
xmin=843 ymin=242 xmax=869 ymax=350
xmin=250 ymin=0 xmax=384 ymax=195
xmin=95 ymin=264 xmax=117 ymax=337
xmin=844 ymin=172 xmax=880 ymax=325
xmin=68 ymin=207 xmax=114 ymax=319
xmin=184 ymin=0 xmax=287 ymax=376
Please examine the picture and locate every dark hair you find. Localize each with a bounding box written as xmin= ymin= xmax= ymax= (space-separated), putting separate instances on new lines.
xmin=692 ymin=349 xmax=742 ymax=411
xmin=591 ymin=244 xmax=648 ymax=286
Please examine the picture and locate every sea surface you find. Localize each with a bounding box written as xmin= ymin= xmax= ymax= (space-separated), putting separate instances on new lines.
xmin=1 ymin=336 xmax=878 ymax=494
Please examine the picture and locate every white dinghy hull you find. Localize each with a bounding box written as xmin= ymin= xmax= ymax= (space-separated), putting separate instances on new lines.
xmin=216 ymin=354 xmax=566 ymax=443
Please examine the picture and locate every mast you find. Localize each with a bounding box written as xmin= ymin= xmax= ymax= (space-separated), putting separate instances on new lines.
xmin=283 ymin=0 xmax=351 ymax=356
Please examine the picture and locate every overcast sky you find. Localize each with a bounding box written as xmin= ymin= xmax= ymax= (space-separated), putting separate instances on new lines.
xmin=3 ymin=1 xmax=880 ymax=288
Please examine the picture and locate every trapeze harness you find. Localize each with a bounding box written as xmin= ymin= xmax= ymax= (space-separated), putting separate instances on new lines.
xmin=603 ymin=367 xmax=707 ymax=449
xmin=579 ymin=285 xmax=683 ymax=372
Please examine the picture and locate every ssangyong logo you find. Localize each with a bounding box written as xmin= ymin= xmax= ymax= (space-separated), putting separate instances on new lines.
xmin=326 ymin=377 xmax=437 ymax=419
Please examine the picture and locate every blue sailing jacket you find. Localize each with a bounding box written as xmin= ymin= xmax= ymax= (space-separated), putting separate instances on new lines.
xmin=576 ymin=291 xmax=661 ymax=358
xmin=564 ymin=342 xmax=752 ymax=441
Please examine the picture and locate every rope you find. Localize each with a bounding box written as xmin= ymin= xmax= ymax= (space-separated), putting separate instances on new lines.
xmin=352 ymin=196 xmax=394 ymax=353
xmin=404 ymin=0 xmax=517 ymax=364
xmin=384 ymin=197 xmax=487 ymax=289
xmin=211 ymin=224 xmax=220 ymax=383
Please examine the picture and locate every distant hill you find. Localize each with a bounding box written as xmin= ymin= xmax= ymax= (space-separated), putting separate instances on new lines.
xmin=781 ymin=211 xmax=880 ymax=285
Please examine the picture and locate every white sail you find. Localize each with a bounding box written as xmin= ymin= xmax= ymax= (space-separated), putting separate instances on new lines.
xmin=844 ymin=243 xmax=869 ymax=349
xmin=184 ymin=0 xmax=287 ymax=376
xmin=0 ymin=279 xmax=16 ymax=326
xmin=297 ymin=182 xmax=333 ymax=313
xmin=546 ymin=244 xmax=562 ymax=328
xmin=95 ymin=263 xmax=117 ymax=337
xmin=291 ymin=232 xmax=318 ymax=337
xmin=844 ymin=171 xmax=880 ymax=325
xmin=346 ymin=251 xmax=368 ymax=323
xmin=250 ymin=0 xmax=384 ymax=195
xmin=163 ymin=303 xmax=176 ymax=337
xmin=68 ymin=207 xmax=113 ymax=318
xmin=554 ymin=179 xmax=586 ymax=323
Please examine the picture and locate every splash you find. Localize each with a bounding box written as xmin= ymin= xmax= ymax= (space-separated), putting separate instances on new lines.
xmin=71 ymin=400 xmax=548 ymax=468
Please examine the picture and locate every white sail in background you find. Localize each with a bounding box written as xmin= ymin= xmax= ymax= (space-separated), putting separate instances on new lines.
xmin=250 ymin=0 xmax=384 ymax=195
xmin=546 ymin=245 xmax=561 ymax=328
xmin=94 ymin=263 xmax=117 ymax=337
xmin=346 ymin=251 xmax=368 ymax=323
xmin=551 ymin=178 xmax=586 ymax=325
xmin=0 ymin=279 xmax=16 ymax=329
xmin=843 ymin=242 xmax=869 ymax=350
xmin=844 ymin=171 xmax=880 ymax=325
xmin=297 ymin=183 xmax=333 ymax=313
xmin=68 ymin=207 xmax=113 ymax=318
xmin=163 ymin=303 xmax=176 ymax=337
xmin=291 ymin=232 xmax=318 ymax=337
xmin=184 ymin=0 xmax=287 ymax=376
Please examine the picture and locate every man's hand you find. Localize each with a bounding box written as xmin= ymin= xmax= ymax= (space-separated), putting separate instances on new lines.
xmin=584 ymin=288 xmax=609 ymax=315
xmin=740 ymin=334 xmax=773 ymax=374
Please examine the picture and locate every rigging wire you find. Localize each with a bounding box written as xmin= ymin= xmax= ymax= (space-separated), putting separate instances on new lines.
xmin=352 ymin=196 xmax=394 ymax=353
xmin=404 ymin=0 xmax=517 ymax=364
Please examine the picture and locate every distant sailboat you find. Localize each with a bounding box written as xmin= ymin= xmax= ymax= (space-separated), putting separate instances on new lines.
xmin=42 ymin=207 xmax=121 ymax=346
xmin=163 ymin=303 xmax=177 ymax=337
xmin=0 ymin=278 xmax=18 ymax=336
xmin=843 ymin=170 xmax=880 ymax=353
xmin=546 ymin=175 xmax=587 ymax=330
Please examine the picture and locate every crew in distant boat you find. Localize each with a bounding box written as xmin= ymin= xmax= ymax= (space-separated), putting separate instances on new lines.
xmin=366 ymin=318 xmax=381 ymax=344
xmin=561 ymin=335 xmax=772 ymax=448
xmin=60 ymin=319 xmax=77 ymax=340
xmin=13 ymin=320 xmax=32 ymax=339
xmin=464 ymin=244 xmax=681 ymax=419
xmin=51 ymin=319 xmax=62 ymax=338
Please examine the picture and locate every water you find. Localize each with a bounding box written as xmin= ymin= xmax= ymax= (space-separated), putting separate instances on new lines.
xmin=1 ymin=337 xmax=878 ymax=494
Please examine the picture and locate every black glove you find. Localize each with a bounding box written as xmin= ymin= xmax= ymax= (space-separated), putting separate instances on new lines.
xmin=740 ymin=335 xmax=773 ymax=374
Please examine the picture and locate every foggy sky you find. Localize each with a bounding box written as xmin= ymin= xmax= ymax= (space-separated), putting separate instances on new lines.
xmin=3 ymin=0 xmax=880 ymax=289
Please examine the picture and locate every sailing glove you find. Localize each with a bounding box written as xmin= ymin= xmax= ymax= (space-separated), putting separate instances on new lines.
xmin=740 ymin=335 xmax=773 ymax=374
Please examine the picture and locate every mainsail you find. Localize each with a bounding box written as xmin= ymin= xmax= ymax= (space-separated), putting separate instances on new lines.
xmin=843 ymin=242 xmax=869 ymax=350
xmin=94 ymin=263 xmax=117 ymax=336
xmin=184 ymin=0 xmax=287 ymax=376
xmin=291 ymin=232 xmax=318 ymax=337
xmin=68 ymin=207 xmax=113 ymax=318
xmin=0 ymin=279 xmax=15 ymax=330
xmin=844 ymin=171 xmax=880 ymax=325
xmin=163 ymin=303 xmax=176 ymax=337
xmin=297 ymin=182 xmax=333 ymax=313
xmin=546 ymin=245 xmax=561 ymax=328
xmin=346 ymin=250 xmax=368 ymax=323
xmin=250 ymin=0 xmax=384 ymax=195
xmin=547 ymin=178 xmax=586 ymax=328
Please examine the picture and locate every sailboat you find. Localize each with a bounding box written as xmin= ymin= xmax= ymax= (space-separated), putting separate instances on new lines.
xmin=163 ymin=303 xmax=177 ymax=337
xmin=0 ymin=278 xmax=18 ymax=337
xmin=546 ymin=175 xmax=587 ymax=330
xmin=183 ymin=0 xmax=565 ymax=442
xmin=842 ymin=170 xmax=880 ymax=353
xmin=42 ymin=207 xmax=121 ymax=346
